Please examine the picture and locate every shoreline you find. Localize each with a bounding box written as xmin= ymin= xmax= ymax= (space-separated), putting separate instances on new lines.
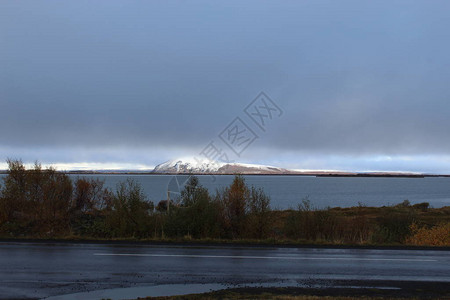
xmin=1 ymin=238 xmax=450 ymax=251
xmin=3 ymin=171 xmax=450 ymax=177
xmin=53 ymin=172 xmax=450 ymax=178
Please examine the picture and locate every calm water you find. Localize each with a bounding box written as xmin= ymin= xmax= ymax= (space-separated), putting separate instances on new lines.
xmin=1 ymin=174 xmax=449 ymax=208
xmin=63 ymin=174 xmax=450 ymax=209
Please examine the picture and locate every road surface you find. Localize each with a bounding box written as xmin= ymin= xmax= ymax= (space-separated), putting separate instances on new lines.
xmin=0 ymin=242 xmax=449 ymax=299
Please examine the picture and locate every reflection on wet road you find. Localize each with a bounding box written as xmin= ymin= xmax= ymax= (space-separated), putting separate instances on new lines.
xmin=1 ymin=242 xmax=449 ymax=299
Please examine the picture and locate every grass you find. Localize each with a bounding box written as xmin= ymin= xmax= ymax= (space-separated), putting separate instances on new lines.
xmin=136 ymin=282 xmax=450 ymax=299
xmin=2 ymin=205 xmax=449 ymax=247
xmin=138 ymin=289 xmax=428 ymax=300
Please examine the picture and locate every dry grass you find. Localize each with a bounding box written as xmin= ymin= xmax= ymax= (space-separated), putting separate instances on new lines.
xmin=143 ymin=294 xmax=419 ymax=300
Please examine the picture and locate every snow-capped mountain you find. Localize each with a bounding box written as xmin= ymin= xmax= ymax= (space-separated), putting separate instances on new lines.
xmin=153 ymin=158 xmax=224 ymax=173
xmin=151 ymin=158 xmax=424 ymax=176
xmin=152 ymin=158 xmax=291 ymax=174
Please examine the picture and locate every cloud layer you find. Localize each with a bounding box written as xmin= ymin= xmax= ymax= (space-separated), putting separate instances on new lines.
xmin=1 ymin=1 xmax=450 ymax=172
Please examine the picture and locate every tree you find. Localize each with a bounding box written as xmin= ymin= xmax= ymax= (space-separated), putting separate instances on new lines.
xmin=217 ymin=175 xmax=250 ymax=239
xmin=104 ymin=179 xmax=154 ymax=237
xmin=69 ymin=178 xmax=113 ymax=237
xmin=167 ymin=175 xmax=219 ymax=238
xmin=246 ymin=186 xmax=271 ymax=239
xmin=180 ymin=176 xmax=200 ymax=207
xmin=0 ymin=159 xmax=27 ymax=228
xmin=72 ymin=178 xmax=112 ymax=213
xmin=186 ymin=190 xmax=220 ymax=238
xmin=0 ymin=159 xmax=73 ymax=236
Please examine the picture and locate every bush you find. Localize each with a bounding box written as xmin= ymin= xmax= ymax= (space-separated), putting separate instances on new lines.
xmin=412 ymin=202 xmax=430 ymax=211
xmin=284 ymin=198 xmax=336 ymax=241
xmin=371 ymin=208 xmax=416 ymax=244
xmin=215 ymin=175 xmax=250 ymax=239
xmin=0 ymin=160 xmax=73 ymax=236
xmin=104 ymin=179 xmax=154 ymax=238
xmin=72 ymin=178 xmax=112 ymax=213
xmin=165 ymin=176 xmax=221 ymax=238
xmin=395 ymin=200 xmax=411 ymax=208
xmin=407 ymin=222 xmax=450 ymax=246
xmin=70 ymin=178 xmax=113 ymax=237
xmin=246 ymin=186 xmax=271 ymax=239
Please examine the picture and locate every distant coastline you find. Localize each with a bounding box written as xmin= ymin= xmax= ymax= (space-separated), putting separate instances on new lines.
xmin=2 ymin=158 xmax=449 ymax=177
xmin=1 ymin=170 xmax=448 ymax=178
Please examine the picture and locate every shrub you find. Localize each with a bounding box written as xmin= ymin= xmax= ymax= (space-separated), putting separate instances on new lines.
xmin=284 ymin=198 xmax=339 ymax=242
xmin=165 ymin=176 xmax=221 ymax=238
xmin=216 ymin=175 xmax=250 ymax=239
xmin=412 ymin=202 xmax=430 ymax=211
xmin=0 ymin=160 xmax=73 ymax=236
xmin=246 ymin=186 xmax=271 ymax=239
xmin=104 ymin=179 xmax=154 ymax=238
xmin=72 ymin=178 xmax=112 ymax=213
xmin=371 ymin=209 xmax=416 ymax=244
xmin=407 ymin=222 xmax=450 ymax=246
xmin=398 ymin=199 xmax=411 ymax=207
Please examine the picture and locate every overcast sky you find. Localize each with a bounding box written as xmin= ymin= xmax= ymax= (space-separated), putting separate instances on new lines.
xmin=1 ymin=1 xmax=450 ymax=172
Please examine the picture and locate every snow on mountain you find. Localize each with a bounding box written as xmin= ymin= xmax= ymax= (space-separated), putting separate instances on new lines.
xmin=152 ymin=158 xmax=290 ymax=174
xmin=153 ymin=157 xmax=224 ymax=173
xmin=152 ymin=157 xmax=424 ymax=176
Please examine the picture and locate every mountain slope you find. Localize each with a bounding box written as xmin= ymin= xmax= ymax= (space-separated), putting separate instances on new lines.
xmin=152 ymin=158 xmax=426 ymax=176
xmin=152 ymin=158 xmax=290 ymax=174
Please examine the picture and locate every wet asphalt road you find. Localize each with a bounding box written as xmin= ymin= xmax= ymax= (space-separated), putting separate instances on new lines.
xmin=0 ymin=242 xmax=449 ymax=299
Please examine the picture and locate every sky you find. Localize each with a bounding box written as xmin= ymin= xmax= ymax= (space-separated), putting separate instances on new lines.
xmin=1 ymin=0 xmax=450 ymax=173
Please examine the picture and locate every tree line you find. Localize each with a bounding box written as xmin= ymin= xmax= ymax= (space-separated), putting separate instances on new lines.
xmin=0 ymin=159 xmax=271 ymax=240
xmin=0 ymin=159 xmax=449 ymax=245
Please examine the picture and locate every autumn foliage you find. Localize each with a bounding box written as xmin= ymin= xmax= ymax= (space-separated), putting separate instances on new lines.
xmin=1 ymin=159 xmax=449 ymax=246
xmin=406 ymin=222 xmax=450 ymax=246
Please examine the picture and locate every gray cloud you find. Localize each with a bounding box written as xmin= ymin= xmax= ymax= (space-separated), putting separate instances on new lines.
xmin=1 ymin=0 xmax=450 ymax=171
